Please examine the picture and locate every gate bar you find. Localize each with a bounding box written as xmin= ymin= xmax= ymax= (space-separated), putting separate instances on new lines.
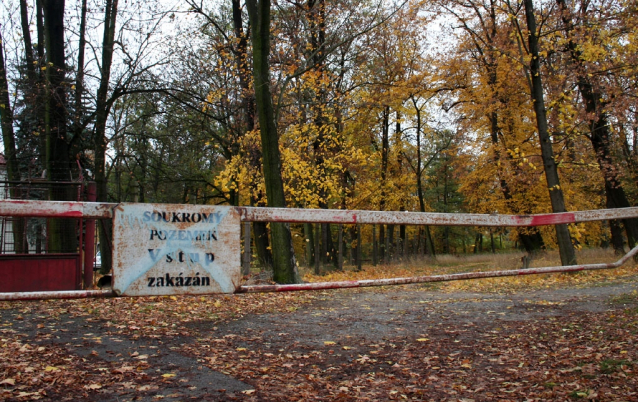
xmin=0 ymin=200 xmax=115 ymax=219
xmin=0 ymin=289 xmax=115 ymax=301
xmin=0 ymin=201 xmax=637 ymax=301
xmin=238 ymin=206 xmax=638 ymax=227
xmin=2 ymin=245 xmax=636 ymax=300
xmin=238 ymin=245 xmax=638 ymax=293
xmin=1 ymin=201 xmax=638 ymax=227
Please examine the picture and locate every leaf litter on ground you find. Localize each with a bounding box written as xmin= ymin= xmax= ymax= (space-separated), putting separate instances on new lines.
xmin=1 ymin=249 xmax=637 ymax=400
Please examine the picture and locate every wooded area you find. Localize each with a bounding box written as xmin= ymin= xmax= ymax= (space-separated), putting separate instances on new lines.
xmin=0 ymin=0 xmax=637 ymax=283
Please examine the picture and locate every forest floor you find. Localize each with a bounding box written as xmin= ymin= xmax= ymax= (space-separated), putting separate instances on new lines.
xmin=2 ymin=249 xmax=638 ymax=401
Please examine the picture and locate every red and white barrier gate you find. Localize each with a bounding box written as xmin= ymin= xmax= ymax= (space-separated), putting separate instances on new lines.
xmin=0 ymin=200 xmax=637 ymax=300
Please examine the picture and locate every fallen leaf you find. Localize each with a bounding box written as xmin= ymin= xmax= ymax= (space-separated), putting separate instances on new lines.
xmin=162 ymin=373 xmax=176 ymax=378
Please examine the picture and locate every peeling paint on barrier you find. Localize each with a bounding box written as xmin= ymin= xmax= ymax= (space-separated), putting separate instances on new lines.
xmin=112 ymin=203 xmax=241 ymax=296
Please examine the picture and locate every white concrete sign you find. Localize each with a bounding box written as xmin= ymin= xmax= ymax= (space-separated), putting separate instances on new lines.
xmin=112 ymin=203 xmax=241 ymax=296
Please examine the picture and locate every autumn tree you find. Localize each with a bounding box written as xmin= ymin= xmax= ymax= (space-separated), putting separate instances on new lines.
xmin=555 ymin=0 xmax=638 ymax=252
xmin=435 ymin=0 xmax=549 ymax=257
xmin=245 ymin=0 xmax=300 ymax=283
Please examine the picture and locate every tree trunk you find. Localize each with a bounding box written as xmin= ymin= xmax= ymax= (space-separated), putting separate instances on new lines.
xmin=36 ymin=0 xmax=45 ymax=61
xmin=0 ymin=30 xmax=26 ymax=253
xmin=94 ymin=0 xmax=118 ymax=273
xmin=0 ymin=32 xmax=17 ymax=180
xmin=379 ymin=107 xmax=389 ymax=262
xmin=412 ymin=99 xmax=436 ymax=258
xmin=372 ymin=224 xmax=378 ymax=265
xmin=387 ymin=224 xmax=394 ymax=262
xmin=315 ymin=223 xmax=321 ymax=274
xmin=250 ymin=194 xmax=273 ymax=268
xmin=20 ymin=0 xmax=37 ymax=82
xmin=399 ymin=222 xmax=406 ymax=260
xmin=609 ymin=219 xmax=625 ymax=254
xmin=246 ymin=0 xmax=299 ymax=283
xmin=304 ymin=222 xmax=314 ymax=267
xmin=356 ymin=225 xmax=362 ymax=271
xmin=43 ymin=0 xmax=76 ymax=253
xmin=72 ymin=0 xmax=88 ymax=151
xmin=232 ymin=0 xmax=275 ymax=269
xmin=254 ymin=222 xmax=273 ymax=269
xmin=490 ymin=230 xmax=495 ymax=253
xmin=337 ymin=224 xmax=343 ymax=271
xmin=232 ymin=0 xmax=254 ymax=133
xmin=321 ymin=223 xmax=328 ymax=265
xmin=556 ymin=0 xmax=638 ymax=250
xmin=242 ymin=222 xmax=251 ymax=275
xmin=523 ymin=0 xmax=576 ymax=266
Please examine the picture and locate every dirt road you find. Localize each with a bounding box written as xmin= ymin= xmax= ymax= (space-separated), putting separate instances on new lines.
xmin=2 ymin=278 xmax=638 ymax=401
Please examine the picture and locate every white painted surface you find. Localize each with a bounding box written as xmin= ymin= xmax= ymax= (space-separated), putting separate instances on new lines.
xmin=112 ymin=203 xmax=241 ymax=296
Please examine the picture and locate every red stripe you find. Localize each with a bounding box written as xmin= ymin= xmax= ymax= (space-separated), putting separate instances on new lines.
xmin=528 ymin=213 xmax=575 ymax=226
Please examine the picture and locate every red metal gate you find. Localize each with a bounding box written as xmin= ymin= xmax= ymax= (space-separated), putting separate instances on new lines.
xmin=0 ymin=183 xmax=97 ymax=293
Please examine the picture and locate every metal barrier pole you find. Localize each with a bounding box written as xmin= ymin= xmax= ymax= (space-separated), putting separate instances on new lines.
xmin=238 ymin=245 xmax=638 ymax=293
xmin=0 ymin=289 xmax=115 ymax=301
xmin=0 ymin=201 xmax=637 ymax=300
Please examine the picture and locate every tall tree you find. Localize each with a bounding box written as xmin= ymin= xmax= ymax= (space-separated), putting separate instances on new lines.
xmin=0 ymin=32 xmax=18 ymax=185
xmin=94 ymin=0 xmax=118 ymax=273
xmin=246 ymin=0 xmax=300 ymax=283
xmin=43 ymin=0 xmax=77 ymax=253
xmin=522 ymin=0 xmax=576 ymax=265
xmin=556 ymin=0 xmax=638 ymax=252
xmin=0 ymin=30 xmax=25 ymax=255
xmin=437 ymin=0 xmax=545 ymax=256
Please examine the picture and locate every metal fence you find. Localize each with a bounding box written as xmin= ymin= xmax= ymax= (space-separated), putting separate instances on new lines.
xmin=0 ymin=184 xmax=98 ymax=294
xmin=0 ymin=200 xmax=636 ymax=300
xmin=0 ymin=181 xmax=86 ymax=254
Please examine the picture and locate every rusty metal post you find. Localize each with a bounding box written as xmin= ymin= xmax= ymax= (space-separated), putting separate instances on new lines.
xmin=83 ymin=182 xmax=97 ymax=289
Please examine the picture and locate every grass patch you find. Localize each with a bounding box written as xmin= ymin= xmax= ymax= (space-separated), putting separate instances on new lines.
xmin=599 ymin=359 xmax=631 ymax=374
xmin=610 ymin=291 xmax=638 ymax=305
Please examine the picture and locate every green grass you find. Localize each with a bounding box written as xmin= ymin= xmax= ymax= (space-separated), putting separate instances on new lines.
xmin=600 ymin=359 xmax=631 ymax=374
